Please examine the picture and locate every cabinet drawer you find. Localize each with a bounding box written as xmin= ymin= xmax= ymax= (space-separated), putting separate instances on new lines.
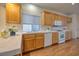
xmin=23 ymin=34 xmax=35 ymax=39
xmin=36 ymin=37 xmax=44 ymax=40
xmin=35 ymin=33 xmax=44 ymax=37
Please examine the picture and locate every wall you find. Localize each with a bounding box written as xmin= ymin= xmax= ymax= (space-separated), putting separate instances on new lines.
xmin=22 ymin=4 xmax=43 ymax=16
xmin=71 ymin=14 xmax=78 ymax=39
xmin=22 ymin=4 xmax=68 ymax=31
xmin=77 ymin=15 xmax=79 ymax=38
xmin=69 ymin=14 xmax=79 ymax=39
xmin=0 ymin=5 xmax=22 ymax=33
xmin=0 ymin=5 xmax=6 ymax=31
xmin=22 ymin=4 xmax=68 ymax=16
xmin=0 ymin=5 xmax=22 ymax=55
xmin=0 ymin=4 xmax=73 ymax=35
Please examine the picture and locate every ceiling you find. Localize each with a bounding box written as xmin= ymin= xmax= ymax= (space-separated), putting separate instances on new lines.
xmin=33 ymin=3 xmax=79 ymax=15
xmin=1 ymin=3 xmax=79 ymax=15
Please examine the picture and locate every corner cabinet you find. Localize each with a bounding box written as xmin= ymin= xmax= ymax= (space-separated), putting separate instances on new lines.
xmin=6 ymin=4 xmax=21 ymax=24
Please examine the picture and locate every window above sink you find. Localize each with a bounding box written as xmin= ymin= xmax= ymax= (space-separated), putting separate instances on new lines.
xmin=22 ymin=24 xmax=41 ymax=32
xmin=22 ymin=13 xmax=41 ymax=32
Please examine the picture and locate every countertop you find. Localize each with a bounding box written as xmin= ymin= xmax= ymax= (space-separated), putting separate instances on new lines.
xmin=22 ymin=30 xmax=58 ymax=34
xmin=0 ymin=30 xmax=70 ymax=55
xmin=0 ymin=34 xmax=22 ymax=56
xmin=22 ymin=30 xmax=70 ymax=34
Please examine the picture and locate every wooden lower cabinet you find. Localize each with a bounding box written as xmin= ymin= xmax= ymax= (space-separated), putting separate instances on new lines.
xmin=23 ymin=33 xmax=44 ymax=52
xmin=52 ymin=32 xmax=59 ymax=44
xmin=65 ymin=31 xmax=72 ymax=41
xmin=23 ymin=38 xmax=35 ymax=52
xmin=35 ymin=37 xmax=44 ymax=49
xmin=65 ymin=31 xmax=69 ymax=41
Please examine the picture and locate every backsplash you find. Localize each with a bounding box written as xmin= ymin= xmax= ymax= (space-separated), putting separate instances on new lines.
xmin=5 ymin=24 xmax=22 ymax=32
xmin=40 ymin=25 xmax=52 ymax=31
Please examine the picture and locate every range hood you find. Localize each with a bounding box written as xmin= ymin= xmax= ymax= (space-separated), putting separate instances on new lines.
xmin=53 ymin=20 xmax=63 ymax=27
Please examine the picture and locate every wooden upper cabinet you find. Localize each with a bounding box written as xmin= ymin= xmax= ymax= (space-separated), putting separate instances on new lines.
xmin=41 ymin=11 xmax=52 ymax=26
xmin=61 ymin=16 xmax=67 ymax=26
xmin=64 ymin=16 xmax=67 ymax=26
xmin=41 ymin=10 xmax=70 ymax=26
xmin=54 ymin=14 xmax=58 ymax=20
xmin=67 ymin=17 xmax=72 ymax=24
xmin=51 ymin=13 xmax=55 ymax=26
xmin=6 ymin=3 xmax=21 ymax=24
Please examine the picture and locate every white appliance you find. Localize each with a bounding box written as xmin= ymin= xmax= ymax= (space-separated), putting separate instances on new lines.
xmin=44 ymin=32 xmax=52 ymax=47
xmin=58 ymin=31 xmax=65 ymax=43
xmin=53 ymin=20 xmax=65 ymax=43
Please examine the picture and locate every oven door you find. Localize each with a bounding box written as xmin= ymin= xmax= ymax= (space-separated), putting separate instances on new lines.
xmin=59 ymin=31 xmax=65 ymax=43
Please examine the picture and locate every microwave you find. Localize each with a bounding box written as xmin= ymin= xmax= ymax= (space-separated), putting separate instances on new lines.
xmin=54 ymin=20 xmax=62 ymax=26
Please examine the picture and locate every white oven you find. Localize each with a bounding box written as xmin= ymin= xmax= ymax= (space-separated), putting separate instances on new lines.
xmin=53 ymin=20 xmax=66 ymax=44
xmin=58 ymin=31 xmax=65 ymax=43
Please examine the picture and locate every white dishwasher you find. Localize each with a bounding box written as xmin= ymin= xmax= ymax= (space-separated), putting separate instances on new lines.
xmin=44 ymin=32 xmax=52 ymax=47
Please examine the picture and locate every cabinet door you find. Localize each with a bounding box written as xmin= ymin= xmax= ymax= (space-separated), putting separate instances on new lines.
xmin=6 ymin=4 xmax=21 ymax=24
xmin=65 ymin=31 xmax=72 ymax=41
xmin=65 ymin=31 xmax=70 ymax=40
xmin=52 ymin=32 xmax=59 ymax=44
xmin=61 ymin=16 xmax=67 ymax=26
xmin=69 ymin=31 xmax=72 ymax=39
xmin=41 ymin=11 xmax=52 ymax=26
xmin=23 ymin=38 xmax=35 ymax=52
xmin=67 ymin=17 xmax=72 ymax=24
xmin=45 ymin=12 xmax=52 ymax=26
xmin=54 ymin=14 xmax=58 ymax=20
xmin=35 ymin=37 xmax=44 ymax=49
xmin=51 ymin=13 xmax=55 ymax=26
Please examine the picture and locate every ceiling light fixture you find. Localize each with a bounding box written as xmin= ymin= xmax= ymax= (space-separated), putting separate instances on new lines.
xmin=72 ymin=3 xmax=75 ymax=5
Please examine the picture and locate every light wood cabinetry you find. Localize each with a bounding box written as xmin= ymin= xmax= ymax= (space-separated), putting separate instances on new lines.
xmin=67 ymin=17 xmax=72 ymax=24
xmin=23 ymin=34 xmax=35 ymax=52
xmin=41 ymin=10 xmax=72 ymax=26
xmin=6 ymin=3 xmax=21 ymax=24
xmin=52 ymin=32 xmax=59 ymax=44
xmin=23 ymin=33 xmax=44 ymax=52
xmin=65 ymin=31 xmax=72 ymax=41
xmin=24 ymin=38 xmax=35 ymax=52
xmin=55 ymin=14 xmax=60 ymax=20
xmin=61 ymin=16 xmax=67 ymax=26
xmin=51 ymin=13 xmax=55 ymax=26
xmin=35 ymin=33 xmax=44 ymax=49
xmin=41 ymin=11 xmax=52 ymax=26
xmin=35 ymin=37 xmax=44 ymax=49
